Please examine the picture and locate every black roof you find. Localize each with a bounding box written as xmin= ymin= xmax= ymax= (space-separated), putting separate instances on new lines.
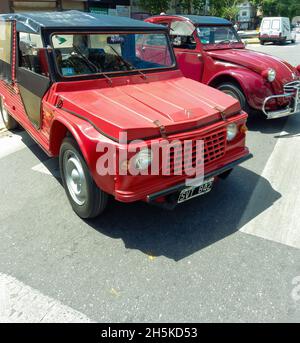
xmin=164 ymin=15 xmax=232 ymax=26
xmin=0 ymin=10 xmax=166 ymax=33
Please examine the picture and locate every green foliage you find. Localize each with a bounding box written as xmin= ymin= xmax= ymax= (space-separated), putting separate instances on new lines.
xmin=139 ymin=0 xmax=170 ymax=15
xmin=251 ymin=0 xmax=300 ymax=19
xmin=210 ymin=0 xmax=242 ymax=20
xmin=179 ymin=0 xmax=205 ymax=14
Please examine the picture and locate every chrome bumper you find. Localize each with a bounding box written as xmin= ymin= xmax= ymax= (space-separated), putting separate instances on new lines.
xmin=262 ymin=81 xmax=300 ymax=119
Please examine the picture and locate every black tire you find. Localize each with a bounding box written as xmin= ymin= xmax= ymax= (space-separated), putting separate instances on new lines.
xmin=260 ymin=40 xmax=265 ymax=45
xmin=0 ymin=97 xmax=18 ymax=130
xmin=59 ymin=137 xmax=108 ymax=219
xmin=291 ymin=40 xmax=295 ymax=44
xmin=217 ymin=82 xmax=250 ymax=113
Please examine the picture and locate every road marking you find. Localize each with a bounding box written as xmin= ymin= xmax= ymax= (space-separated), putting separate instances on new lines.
xmin=239 ymin=115 xmax=300 ymax=249
xmin=0 ymin=273 xmax=93 ymax=323
xmin=0 ymin=133 xmax=27 ymax=160
xmin=31 ymin=158 xmax=60 ymax=178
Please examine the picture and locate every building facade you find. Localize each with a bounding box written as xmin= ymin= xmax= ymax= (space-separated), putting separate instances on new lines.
xmin=237 ymin=1 xmax=257 ymax=30
xmin=0 ymin=0 xmax=131 ymax=16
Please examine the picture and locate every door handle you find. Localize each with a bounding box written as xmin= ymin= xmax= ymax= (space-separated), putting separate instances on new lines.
xmin=197 ymin=53 xmax=202 ymax=60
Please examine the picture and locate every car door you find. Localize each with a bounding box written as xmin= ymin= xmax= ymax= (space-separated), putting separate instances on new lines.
xmin=16 ymin=32 xmax=51 ymax=128
xmin=169 ymin=19 xmax=203 ymax=82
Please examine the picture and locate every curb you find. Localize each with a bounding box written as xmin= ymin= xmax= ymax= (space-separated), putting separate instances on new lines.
xmin=242 ymin=38 xmax=260 ymax=44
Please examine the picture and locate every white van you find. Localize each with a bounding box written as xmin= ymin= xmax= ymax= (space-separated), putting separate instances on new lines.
xmin=259 ymin=17 xmax=296 ymax=44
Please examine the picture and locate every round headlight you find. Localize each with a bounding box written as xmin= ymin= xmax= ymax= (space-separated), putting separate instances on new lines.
xmin=267 ymin=68 xmax=276 ymax=82
xmin=132 ymin=149 xmax=153 ymax=171
xmin=227 ymin=123 xmax=238 ymax=141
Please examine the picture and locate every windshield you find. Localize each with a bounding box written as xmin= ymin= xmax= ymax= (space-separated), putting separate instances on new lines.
xmin=197 ymin=26 xmax=241 ymax=45
xmin=51 ymin=32 xmax=175 ymax=77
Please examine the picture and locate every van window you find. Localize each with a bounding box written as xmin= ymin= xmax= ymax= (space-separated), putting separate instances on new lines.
xmin=262 ymin=20 xmax=270 ymax=29
xmin=271 ymin=20 xmax=280 ymax=30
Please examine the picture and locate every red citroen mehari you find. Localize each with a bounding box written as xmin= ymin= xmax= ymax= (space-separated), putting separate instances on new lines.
xmin=0 ymin=11 xmax=251 ymax=218
xmin=146 ymin=15 xmax=300 ymax=120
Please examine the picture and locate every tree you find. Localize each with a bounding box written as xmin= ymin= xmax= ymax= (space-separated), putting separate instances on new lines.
xmin=139 ymin=0 xmax=170 ymax=15
xmin=210 ymin=0 xmax=242 ymax=21
xmin=251 ymin=0 xmax=300 ymax=19
xmin=178 ymin=0 xmax=205 ymax=14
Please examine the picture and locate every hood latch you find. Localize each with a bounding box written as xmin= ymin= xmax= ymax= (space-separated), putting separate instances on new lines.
xmin=153 ymin=120 xmax=167 ymax=138
xmin=214 ymin=106 xmax=227 ymax=121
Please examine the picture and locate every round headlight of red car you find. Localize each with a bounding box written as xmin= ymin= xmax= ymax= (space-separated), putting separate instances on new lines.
xmin=261 ymin=68 xmax=276 ymax=82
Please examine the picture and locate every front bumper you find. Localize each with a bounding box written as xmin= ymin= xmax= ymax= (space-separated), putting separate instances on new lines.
xmin=262 ymin=81 xmax=300 ymax=119
xmin=147 ymin=153 xmax=253 ymax=206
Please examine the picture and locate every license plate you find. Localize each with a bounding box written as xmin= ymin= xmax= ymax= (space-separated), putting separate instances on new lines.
xmin=177 ymin=178 xmax=214 ymax=204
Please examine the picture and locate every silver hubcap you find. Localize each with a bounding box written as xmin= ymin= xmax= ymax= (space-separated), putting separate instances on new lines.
xmin=63 ymin=151 xmax=88 ymax=206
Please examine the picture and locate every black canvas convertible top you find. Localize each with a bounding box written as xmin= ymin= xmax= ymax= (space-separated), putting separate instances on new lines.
xmin=171 ymin=15 xmax=232 ymax=26
xmin=0 ymin=10 xmax=166 ymax=34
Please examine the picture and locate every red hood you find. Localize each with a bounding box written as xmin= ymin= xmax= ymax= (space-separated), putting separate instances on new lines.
xmin=57 ymin=75 xmax=240 ymax=141
xmin=207 ymin=48 xmax=298 ymax=86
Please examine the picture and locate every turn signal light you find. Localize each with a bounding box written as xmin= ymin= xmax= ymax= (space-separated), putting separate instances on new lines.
xmin=240 ymin=124 xmax=248 ymax=134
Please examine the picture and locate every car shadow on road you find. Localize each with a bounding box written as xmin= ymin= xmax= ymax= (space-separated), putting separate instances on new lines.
xmin=12 ymin=128 xmax=281 ymax=261
xmin=86 ymin=166 xmax=281 ymax=261
xmin=247 ymin=110 xmax=300 ymax=137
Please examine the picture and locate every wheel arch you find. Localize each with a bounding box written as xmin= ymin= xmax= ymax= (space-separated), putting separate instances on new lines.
xmin=208 ymin=73 xmax=244 ymax=91
xmin=49 ymin=118 xmax=90 ymax=167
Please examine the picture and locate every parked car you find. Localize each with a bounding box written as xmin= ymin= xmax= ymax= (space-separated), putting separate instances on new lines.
xmin=146 ymin=15 xmax=300 ymax=119
xmin=0 ymin=11 xmax=251 ymax=218
xmin=259 ymin=17 xmax=296 ymax=45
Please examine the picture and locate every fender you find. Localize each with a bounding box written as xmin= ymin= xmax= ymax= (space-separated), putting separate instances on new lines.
xmin=207 ymin=68 xmax=274 ymax=110
xmin=49 ymin=108 xmax=117 ymax=195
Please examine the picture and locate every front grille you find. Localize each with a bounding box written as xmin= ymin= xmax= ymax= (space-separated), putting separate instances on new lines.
xmin=166 ymin=129 xmax=227 ymax=176
xmin=284 ymin=80 xmax=300 ymax=96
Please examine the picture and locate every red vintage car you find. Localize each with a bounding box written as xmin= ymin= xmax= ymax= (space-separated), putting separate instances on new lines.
xmin=0 ymin=11 xmax=251 ymax=218
xmin=146 ymin=15 xmax=300 ymax=119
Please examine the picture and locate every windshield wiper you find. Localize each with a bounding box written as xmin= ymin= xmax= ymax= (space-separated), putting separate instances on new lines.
xmin=73 ymin=45 xmax=113 ymax=85
xmin=108 ymin=45 xmax=147 ymax=80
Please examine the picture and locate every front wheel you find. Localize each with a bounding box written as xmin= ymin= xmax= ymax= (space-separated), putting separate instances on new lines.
xmin=217 ymin=82 xmax=250 ymax=113
xmin=59 ymin=137 xmax=108 ymax=219
xmin=0 ymin=97 xmax=18 ymax=130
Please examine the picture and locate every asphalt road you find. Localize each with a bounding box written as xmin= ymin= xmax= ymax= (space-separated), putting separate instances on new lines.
xmin=0 ymin=42 xmax=300 ymax=323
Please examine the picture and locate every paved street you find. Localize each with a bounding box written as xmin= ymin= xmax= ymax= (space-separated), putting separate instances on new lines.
xmin=0 ymin=42 xmax=300 ymax=323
